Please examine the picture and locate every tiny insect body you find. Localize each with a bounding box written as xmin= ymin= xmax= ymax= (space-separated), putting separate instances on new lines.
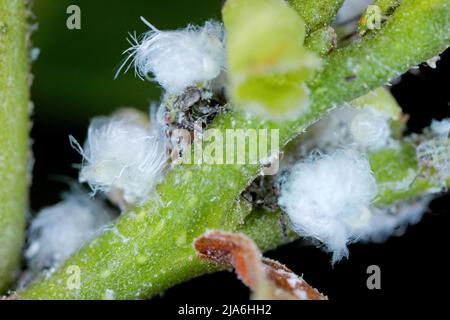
xmin=416 ymin=137 xmax=450 ymax=184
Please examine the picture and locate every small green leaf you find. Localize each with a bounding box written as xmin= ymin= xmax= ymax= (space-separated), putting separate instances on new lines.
xmin=223 ymin=0 xmax=321 ymax=120
xmin=351 ymin=87 xmax=402 ymax=121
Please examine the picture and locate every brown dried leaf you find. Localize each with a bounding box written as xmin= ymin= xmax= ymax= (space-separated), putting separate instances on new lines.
xmin=194 ymin=229 xmax=265 ymax=289
xmin=194 ymin=230 xmax=327 ymax=300
xmin=262 ymin=258 xmax=326 ymax=300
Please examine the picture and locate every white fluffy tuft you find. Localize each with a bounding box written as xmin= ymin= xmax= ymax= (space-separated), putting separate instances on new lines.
xmin=70 ymin=112 xmax=167 ymax=206
xmin=349 ymin=108 xmax=391 ymax=149
xmin=430 ymin=118 xmax=450 ymax=138
xmin=25 ymin=192 xmax=113 ymax=271
xmin=362 ymin=197 xmax=432 ymax=243
xmin=117 ymin=18 xmax=226 ymax=94
xmin=303 ymin=106 xmax=392 ymax=152
xmin=278 ymin=150 xmax=378 ymax=263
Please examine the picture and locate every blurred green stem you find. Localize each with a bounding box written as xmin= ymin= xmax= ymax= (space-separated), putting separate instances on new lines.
xmin=287 ymin=0 xmax=345 ymax=33
xmin=373 ymin=0 xmax=401 ymax=14
xmin=20 ymin=0 xmax=450 ymax=299
xmin=0 ymin=0 xmax=29 ymax=293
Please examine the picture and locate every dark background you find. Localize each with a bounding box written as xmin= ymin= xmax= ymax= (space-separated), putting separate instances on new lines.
xmin=30 ymin=0 xmax=449 ymax=301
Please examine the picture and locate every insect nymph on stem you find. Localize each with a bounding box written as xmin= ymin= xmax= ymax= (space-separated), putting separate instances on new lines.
xmin=416 ymin=138 xmax=450 ymax=188
xmin=414 ymin=119 xmax=450 ymax=189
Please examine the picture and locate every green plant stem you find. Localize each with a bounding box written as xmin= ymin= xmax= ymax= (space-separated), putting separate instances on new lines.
xmin=20 ymin=0 xmax=450 ymax=299
xmin=0 ymin=0 xmax=29 ymax=293
xmin=287 ymin=0 xmax=345 ymax=33
xmin=373 ymin=0 xmax=401 ymax=14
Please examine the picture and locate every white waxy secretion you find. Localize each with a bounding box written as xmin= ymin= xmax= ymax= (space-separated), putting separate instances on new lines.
xmin=116 ymin=18 xmax=226 ymax=94
xmin=70 ymin=112 xmax=167 ymax=206
xmin=278 ymin=149 xmax=378 ymax=263
xmin=25 ymin=192 xmax=114 ymax=271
